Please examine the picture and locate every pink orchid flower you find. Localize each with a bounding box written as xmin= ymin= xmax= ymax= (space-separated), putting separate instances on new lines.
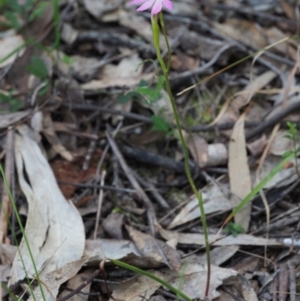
xmin=130 ymin=0 xmax=173 ymax=15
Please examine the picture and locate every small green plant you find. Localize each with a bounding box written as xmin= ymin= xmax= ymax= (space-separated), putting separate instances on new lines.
xmin=151 ymin=115 xmax=173 ymax=134
xmin=0 ymin=92 xmax=22 ymax=112
xmin=1 ymin=0 xmax=51 ymax=30
xmin=26 ymin=55 xmax=50 ymax=95
xmin=222 ymin=222 xmax=245 ymax=237
xmin=119 ymin=75 xmax=165 ymax=104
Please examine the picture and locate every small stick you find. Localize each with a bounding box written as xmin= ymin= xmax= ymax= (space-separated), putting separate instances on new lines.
xmin=57 ymin=269 xmax=100 ymax=301
xmin=93 ymin=170 xmax=106 ymax=240
xmin=106 ymin=131 xmax=157 ymax=235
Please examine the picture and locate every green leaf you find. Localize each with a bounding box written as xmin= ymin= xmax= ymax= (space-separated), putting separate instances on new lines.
xmin=4 ymin=11 xmax=20 ymax=29
xmin=118 ymin=91 xmax=140 ymax=104
xmin=38 ymin=80 xmax=50 ymax=95
xmin=223 ymin=222 xmax=245 ymax=237
xmin=29 ymin=1 xmax=50 ymax=21
xmin=151 ymin=115 xmax=171 ymax=133
xmin=26 ymin=56 xmax=48 ymax=79
xmin=0 ymin=93 xmax=22 ymax=112
xmin=136 ymin=86 xmax=160 ymax=102
xmin=138 ymin=79 xmax=148 ymax=87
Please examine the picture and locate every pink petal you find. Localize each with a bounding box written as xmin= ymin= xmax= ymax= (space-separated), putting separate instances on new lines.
xmin=129 ymin=0 xmax=146 ymax=5
xmin=151 ymin=0 xmax=163 ymax=14
xmin=162 ymin=0 xmax=173 ymax=10
xmin=137 ymin=0 xmax=155 ymax=11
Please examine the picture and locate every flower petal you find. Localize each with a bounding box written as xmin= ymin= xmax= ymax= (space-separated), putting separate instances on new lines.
xmin=162 ymin=0 xmax=173 ymax=10
xmin=136 ymin=0 xmax=155 ymax=11
xmin=151 ymin=0 xmax=163 ymax=14
xmin=129 ymin=0 xmax=146 ymax=5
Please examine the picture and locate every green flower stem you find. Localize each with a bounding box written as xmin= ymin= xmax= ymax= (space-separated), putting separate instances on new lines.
xmin=159 ymin=13 xmax=171 ymax=72
xmin=152 ymin=13 xmax=211 ymax=297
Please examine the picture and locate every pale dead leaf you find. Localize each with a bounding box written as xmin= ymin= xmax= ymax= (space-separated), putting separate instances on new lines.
xmin=10 ymin=125 xmax=85 ymax=285
xmin=269 ymin=130 xmax=294 ymax=156
xmin=185 ymin=134 xmax=227 ymax=167
xmin=168 ymin=182 xmax=232 ymax=229
xmin=228 ymin=114 xmax=252 ymax=231
xmin=111 ymin=255 xmax=237 ymax=300
xmin=119 ymin=10 xmax=166 ymax=47
xmin=247 ymin=135 xmax=268 ymax=157
xmin=28 ymin=257 xmax=87 ymax=301
xmin=59 ymin=270 xmax=94 ymax=301
xmin=159 ymin=229 xmax=282 ymax=247
xmin=126 ymin=226 xmax=181 ymax=271
xmin=0 ymin=34 xmax=25 ymax=68
xmin=111 ymin=273 xmax=161 ymax=301
xmin=185 ymin=133 xmax=208 ymax=167
xmin=81 ymin=54 xmax=153 ymax=90
xmin=84 ymin=239 xmax=141 ymax=261
xmin=0 ymin=111 xmax=31 ymax=129
xmin=231 ymin=71 xmax=276 ymax=111
xmin=0 ymin=244 xmax=17 ymax=264
xmin=61 ymin=23 xmax=79 ymax=44
xmin=42 ymin=113 xmax=74 ymax=161
xmin=0 ymin=264 xmax=11 ymax=282
xmin=84 ymin=239 xmax=163 ymax=269
xmin=255 ymin=155 xmax=298 ymax=189
xmin=213 ymin=19 xmax=267 ymax=50
xmin=83 ymin=0 xmax=123 ymax=19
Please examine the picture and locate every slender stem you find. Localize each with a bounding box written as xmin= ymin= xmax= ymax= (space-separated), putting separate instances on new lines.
xmin=159 ymin=13 xmax=171 ymax=72
xmin=152 ymin=13 xmax=211 ymax=297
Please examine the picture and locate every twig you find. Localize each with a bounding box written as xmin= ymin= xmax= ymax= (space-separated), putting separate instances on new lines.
xmin=106 ymin=131 xmax=157 ymax=235
xmin=287 ymin=261 xmax=296 ymax=301
xmin=93 ymin=170 xmax=106 ymax=240
xmin=246 ymin=99 xmax=300 ymax=141
xmin=57 ymin=269 xmax=100 ymax=301
xmin=83 ymin=119 xmax=100 ymax=170
xmin=131 ymin=170 xmax=170 ymax=209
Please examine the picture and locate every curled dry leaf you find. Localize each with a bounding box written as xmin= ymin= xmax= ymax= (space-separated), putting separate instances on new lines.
xmin=186 ymin=133 xmax=228 ymax=167
xmin=126 ymin=225 xmax=181 ymax=271
xmin=9 ymin=125 xmax=85 ymax=286
xmin=84 ymin=239 xmax=164 ymax=269
xmin=28 ymin=257 xmax=87 ymax=301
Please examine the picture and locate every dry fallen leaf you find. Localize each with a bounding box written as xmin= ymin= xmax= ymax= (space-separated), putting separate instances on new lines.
xmin=159 ymin=228 xmax=282 ymax=247
xmin=0 ymin=34 xmax=25 ymax=68
xmin=111 ymin=255 xmax=237 ymax=300
xmin=228 ymin=114 xmax=252 ymax=231
xmin=83 ymin=0 xmax=123 ymax=19
xmin=126 ymin=226 xmax=181 ymax=271
xmin=10 ymin=125 xmax=85 ymax=286
xmin=168 ymin=182 xmax=232 ymax=229
xmin=28 ymin=257 xmax=87 ymax=301
xmin=85 ymin=239 xmax=165 ymax=268
xmin=59 ymin=269 xmax=94 ymax=301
